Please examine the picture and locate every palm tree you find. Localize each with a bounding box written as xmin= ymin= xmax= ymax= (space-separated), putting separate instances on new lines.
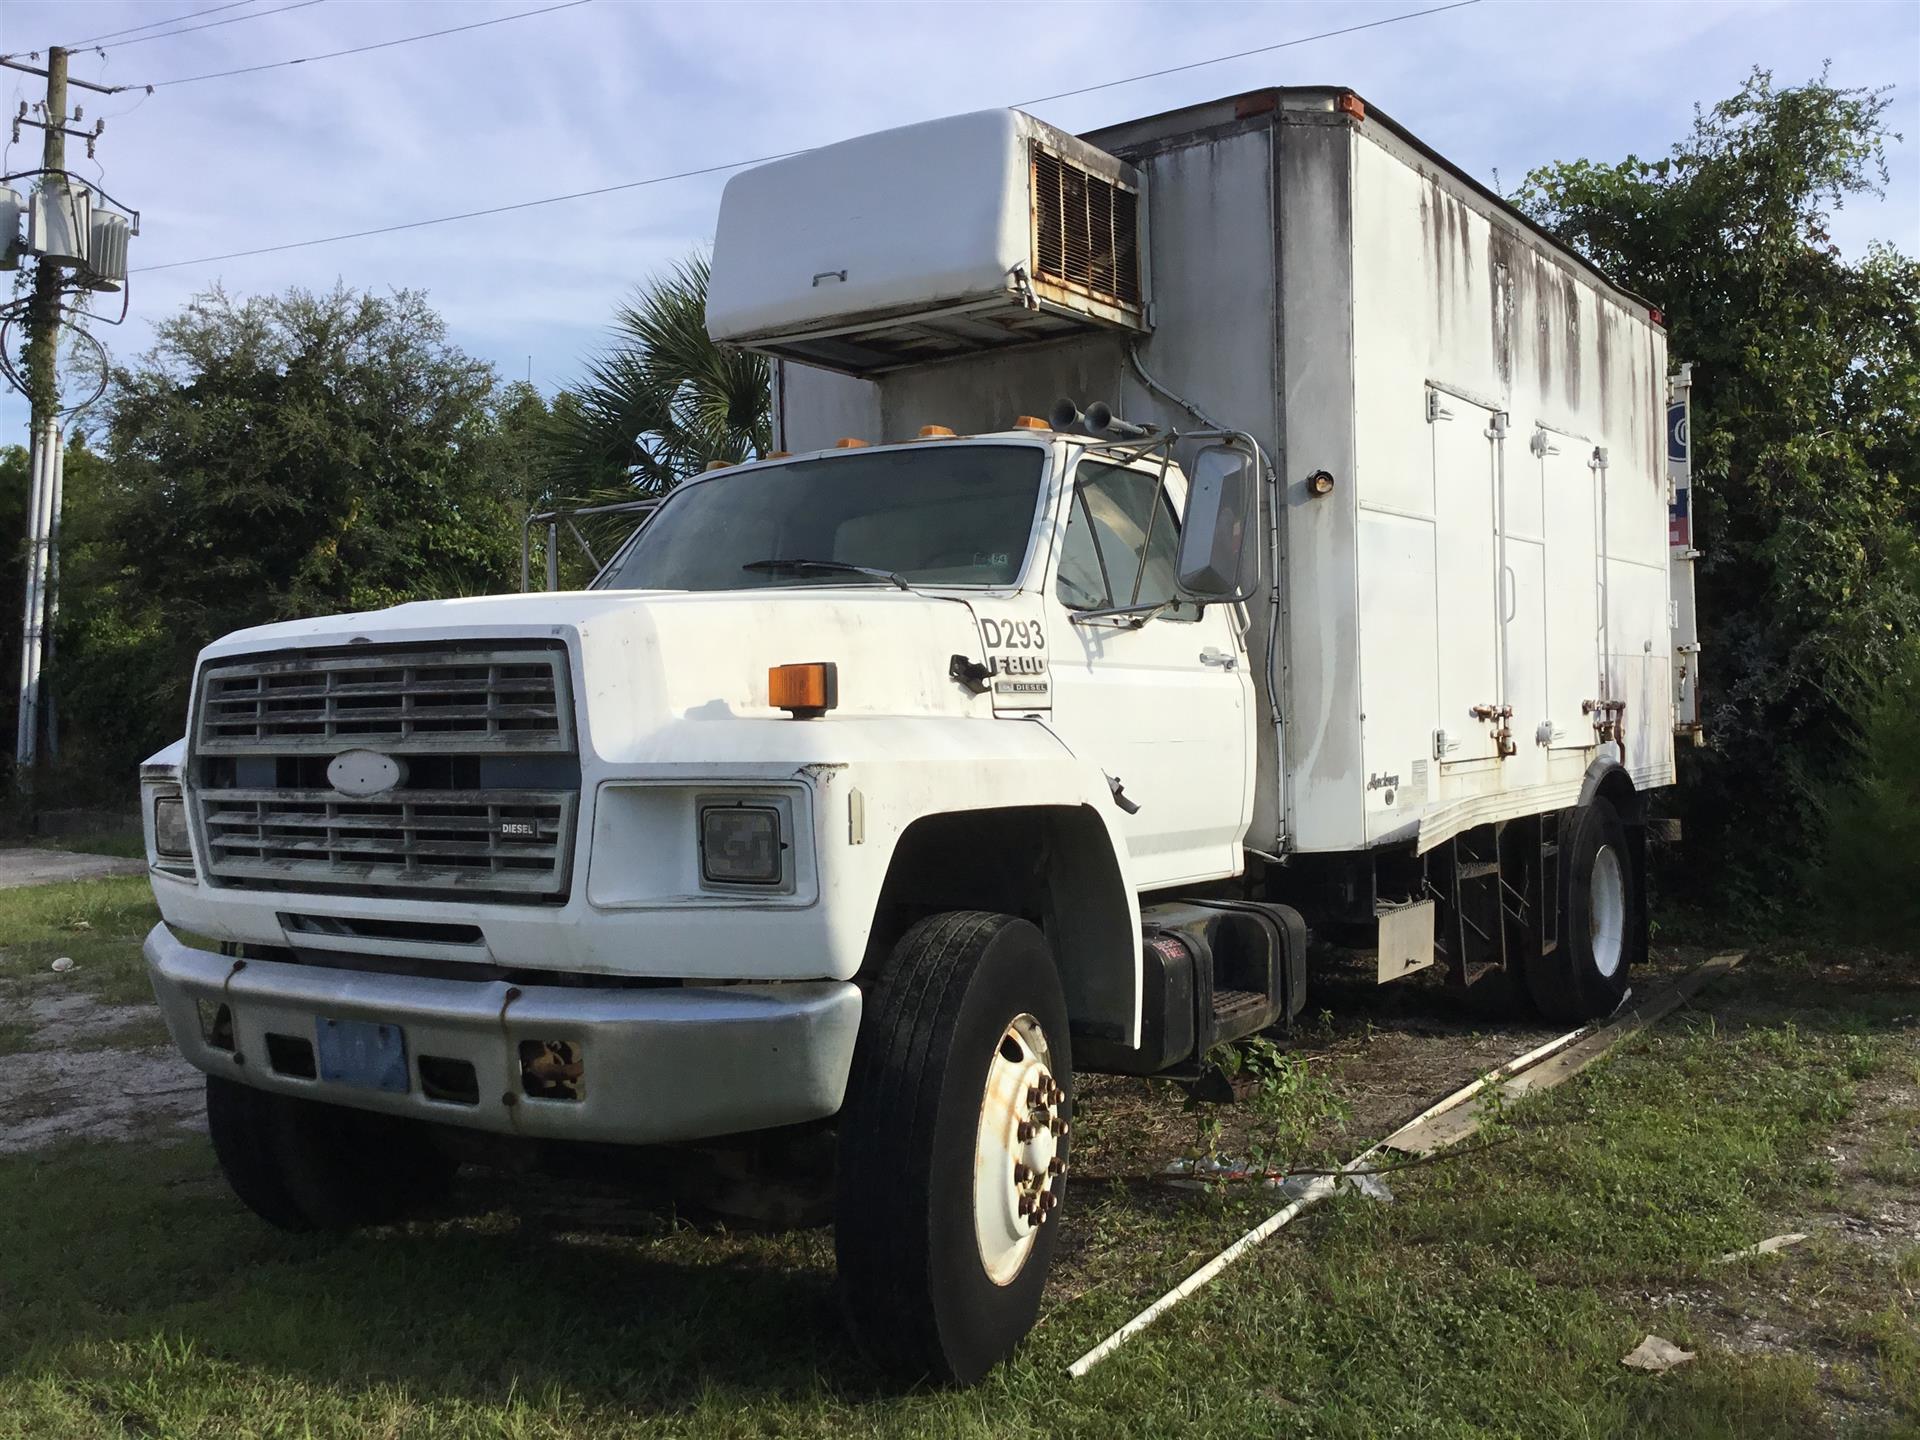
xmin=542 ymin=254 xmax=771 ymax=508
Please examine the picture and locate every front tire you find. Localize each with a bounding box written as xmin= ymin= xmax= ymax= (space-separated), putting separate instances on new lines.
xmin=1527 ymin=798 xmax=1637 ymax=1021
xmin=206 ymin=1076 xmax=457 ymax=1232
xmin=835 ymin=912 xmax=1071 ymax=1384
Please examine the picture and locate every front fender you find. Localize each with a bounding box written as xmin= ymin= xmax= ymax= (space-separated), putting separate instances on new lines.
xmin=586 ymin=714 xmax=1143 ymax=1012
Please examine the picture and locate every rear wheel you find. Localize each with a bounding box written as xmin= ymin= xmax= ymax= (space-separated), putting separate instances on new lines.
xmin=206 ymin=1075 xmax=457 ymax=1232
xmin=835 ymin=911 xmax=1071 ymax=1384
xmin=1527 ymin=798 xmax=1637 ymax=1021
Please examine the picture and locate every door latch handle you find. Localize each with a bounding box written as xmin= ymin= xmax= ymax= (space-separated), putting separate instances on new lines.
xmin=1199 ymin=647 xmax=1237 ymax=670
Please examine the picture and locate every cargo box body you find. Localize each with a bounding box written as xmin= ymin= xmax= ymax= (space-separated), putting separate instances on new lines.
xmin=762 ymin=88 xmax=1675 ymax=858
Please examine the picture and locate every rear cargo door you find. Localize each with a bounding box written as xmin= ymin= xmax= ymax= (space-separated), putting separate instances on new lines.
xmin=1428 ymin=391 xmax=1503 ymax=765
xmin=1540 ymin=430 xmax=1604 ymax=749
xmin=1500 ymin=432 xmax=1550 ymax=785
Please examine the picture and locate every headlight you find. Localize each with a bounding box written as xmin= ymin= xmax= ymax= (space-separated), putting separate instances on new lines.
xmin=699 ymin=803 xmax=783 ymax=886
xmin=153 ymin=793 xmax=192 ymax=860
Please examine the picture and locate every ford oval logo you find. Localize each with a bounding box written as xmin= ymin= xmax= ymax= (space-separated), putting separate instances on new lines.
xmin=327 ymin=749 xmax=407 ymax=798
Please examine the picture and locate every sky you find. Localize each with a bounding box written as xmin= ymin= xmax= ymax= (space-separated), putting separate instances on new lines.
xmin=1 ymin=0 xmax=1916 ymax=441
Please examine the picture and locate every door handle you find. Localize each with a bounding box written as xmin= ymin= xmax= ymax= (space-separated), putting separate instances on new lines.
xmin=1502 ymin=566 xmax=1516 ymax=622
xmin=1199 ymin=647 xmax=1238 ymax=670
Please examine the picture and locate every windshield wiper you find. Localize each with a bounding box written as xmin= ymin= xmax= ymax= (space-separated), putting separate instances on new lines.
xmin=742 ymin=559 xmax=914 ymax=591
xmin=1070 ymin=598 xmax=1176 ymax=628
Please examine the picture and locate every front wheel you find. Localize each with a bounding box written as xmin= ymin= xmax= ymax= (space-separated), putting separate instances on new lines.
xmin=1527 ymin=798 xmax=1638 ymax=1021
xmin=206 ymin=1076 xmax=457 ymax=1232
xmin=834 ymin=911 xmax=1071 ymax=1384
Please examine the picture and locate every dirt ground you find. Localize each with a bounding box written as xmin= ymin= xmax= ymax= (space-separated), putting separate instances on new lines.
xmin=0 ymin=989 xmax=203 ymax=1154
xmin=0 ymin=849 xmax=144 ymax=890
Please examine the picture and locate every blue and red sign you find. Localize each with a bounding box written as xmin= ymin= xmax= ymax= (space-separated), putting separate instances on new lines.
xmin=1667 ymin=399 xmax=1691 ymax=548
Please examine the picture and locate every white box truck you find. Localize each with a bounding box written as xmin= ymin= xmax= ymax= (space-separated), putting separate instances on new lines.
xmin=140 ymin=87 xmax=1688 ymax=1382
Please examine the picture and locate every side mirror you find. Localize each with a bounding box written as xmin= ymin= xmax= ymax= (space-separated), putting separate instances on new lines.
xmin=1176 ymin=444 xmax=1259 ymax=602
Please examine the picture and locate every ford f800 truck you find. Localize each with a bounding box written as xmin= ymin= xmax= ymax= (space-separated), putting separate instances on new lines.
xmin=139 ymin=88 xmax=1695 ymax=1383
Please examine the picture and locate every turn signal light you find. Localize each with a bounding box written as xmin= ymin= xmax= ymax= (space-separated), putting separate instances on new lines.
xmin=1012 ymin=415 xmax=1050 ymax=430
xmin=769 ymin=662 xmax=839 ymax=719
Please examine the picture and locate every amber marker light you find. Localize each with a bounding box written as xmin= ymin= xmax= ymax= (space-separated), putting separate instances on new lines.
xmin=1012 ymin=415 xmax=1050 ymax=430
xmin=834 ymin=437 xmax=870 ymax=448
xmin=1336 ymin=92 xmax=1366 ymax=121
xmin=918 ymin=424 xmax=957 ymax=439
xmin=769 ymin=662 xmax=839 ymax=719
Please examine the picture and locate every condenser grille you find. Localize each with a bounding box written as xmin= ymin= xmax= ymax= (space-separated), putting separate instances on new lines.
xmin=1030 ymin=145 xmax=1142 ymax=309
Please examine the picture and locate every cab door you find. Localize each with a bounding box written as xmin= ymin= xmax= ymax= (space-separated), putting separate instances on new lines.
xmin=1043 ymin=455 xmax=1253 ymax=888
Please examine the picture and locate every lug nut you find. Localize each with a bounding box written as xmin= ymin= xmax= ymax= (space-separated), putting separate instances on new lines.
xmin=1014 ymin=1161 xmax=1033 ymax=1184
xmin=1048 ymin=1156 xmax=1066 ymax=1176
xmin=1017 ymin=1120 xmax=1034 ymax=1142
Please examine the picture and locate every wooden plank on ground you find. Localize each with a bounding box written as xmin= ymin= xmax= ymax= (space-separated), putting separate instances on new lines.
xmin=1380 ymin=951 xmax=1747 ymax=1155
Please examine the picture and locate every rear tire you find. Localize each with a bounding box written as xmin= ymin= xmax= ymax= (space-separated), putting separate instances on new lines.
xmin=835 ymin=911 xmax=1071 ymax=1384
xmin=1527 ymin=799 xmax=1637 ymax=1022
xmin=206 ymin=1076 xmax=457 ymax=1232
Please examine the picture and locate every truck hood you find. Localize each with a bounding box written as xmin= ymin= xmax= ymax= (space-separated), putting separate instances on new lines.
xmin=198 ymin=588 xmax=1001 ymax=753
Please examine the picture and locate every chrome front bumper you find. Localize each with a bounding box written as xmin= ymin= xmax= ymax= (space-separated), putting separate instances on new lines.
xmin=143 ymin=924 xmax=862 ymax=1145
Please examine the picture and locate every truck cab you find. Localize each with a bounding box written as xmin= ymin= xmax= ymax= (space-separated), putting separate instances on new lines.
xmin=142 ymin=420 xmax=1279 ymax=1383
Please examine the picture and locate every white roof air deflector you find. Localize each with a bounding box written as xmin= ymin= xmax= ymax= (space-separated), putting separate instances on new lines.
xmin=708 ymin=109 xmax=1149 ymax=375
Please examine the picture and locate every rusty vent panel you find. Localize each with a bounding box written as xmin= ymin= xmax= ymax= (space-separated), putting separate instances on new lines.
xmin=196 ymin=646 xmax=573 ymax=755
xmin=199 ymin=789 xmax=576 ymax=898
xmin=1030 ymin=145 xmax=1142 ymax=310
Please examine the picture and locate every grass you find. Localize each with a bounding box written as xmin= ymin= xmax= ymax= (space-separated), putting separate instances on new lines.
xmin=0 ymin=875 xmax=161 ymax=1007
xmin=31 ymin=826 xmax=148 ymax=861
xmin=0 ymin=922 xmax=1915 ymax=1437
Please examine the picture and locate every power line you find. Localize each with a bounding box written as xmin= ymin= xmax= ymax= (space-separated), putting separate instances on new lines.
xmin=60 ymin=1 xmax=261 ymax=51
xmin=133 ymin=0 xmax=1480 ymax=275
xmin=135 ymin=153 xmax=804 ymax=272
xmin=153 ymin=0 xmax=594 ymax=87
xmin=73 ymin=0 xmax=329 ymax=54
xmin=1013 ymin=0 xmax=1482 ymax=108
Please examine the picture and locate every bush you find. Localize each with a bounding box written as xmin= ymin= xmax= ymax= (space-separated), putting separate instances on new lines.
xmin=1817 ymin=639 xmax=1920 ymax=940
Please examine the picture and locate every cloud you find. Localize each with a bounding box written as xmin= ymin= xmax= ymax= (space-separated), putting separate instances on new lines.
xmin=2 ymin=0 xmax=1914 ymax=438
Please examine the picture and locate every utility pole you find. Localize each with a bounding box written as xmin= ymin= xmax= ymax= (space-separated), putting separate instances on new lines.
xmin=21 ymin=47 xmax=67 ymax=432
xmin=13 ymin=46 xmax=68 ymax=782
xmin=3 ymin=46 xmax=135 ymax=785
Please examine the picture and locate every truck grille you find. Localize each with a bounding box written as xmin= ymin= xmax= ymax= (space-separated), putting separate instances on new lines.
xmin=199 ymin=789 xmax=575 ymax=898
xmin=190 ymin=642 xmax=579 ymax=904
xmin=196 ymin=647 xmax=571 ymax=755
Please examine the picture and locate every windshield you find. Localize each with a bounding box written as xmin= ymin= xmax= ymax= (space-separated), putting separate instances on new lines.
xmin=592 ymin=444 xmax=1046 ymax=592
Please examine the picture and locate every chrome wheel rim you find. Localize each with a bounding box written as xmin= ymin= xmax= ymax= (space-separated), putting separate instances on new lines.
xmin=1591 ymin=843 xmax=1626 ymax=978
xmin=973 ymin=1012 xmax=1066 ymax=1286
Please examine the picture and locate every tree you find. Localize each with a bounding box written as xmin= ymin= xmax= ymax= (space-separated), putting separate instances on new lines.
xmin=542 ymin=254 xmax=770 ymax=504
xmin=53 ymin=283 xmax=538 ymax=782
xmin=1514 ymin=68 xmax=1920 ymax=907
